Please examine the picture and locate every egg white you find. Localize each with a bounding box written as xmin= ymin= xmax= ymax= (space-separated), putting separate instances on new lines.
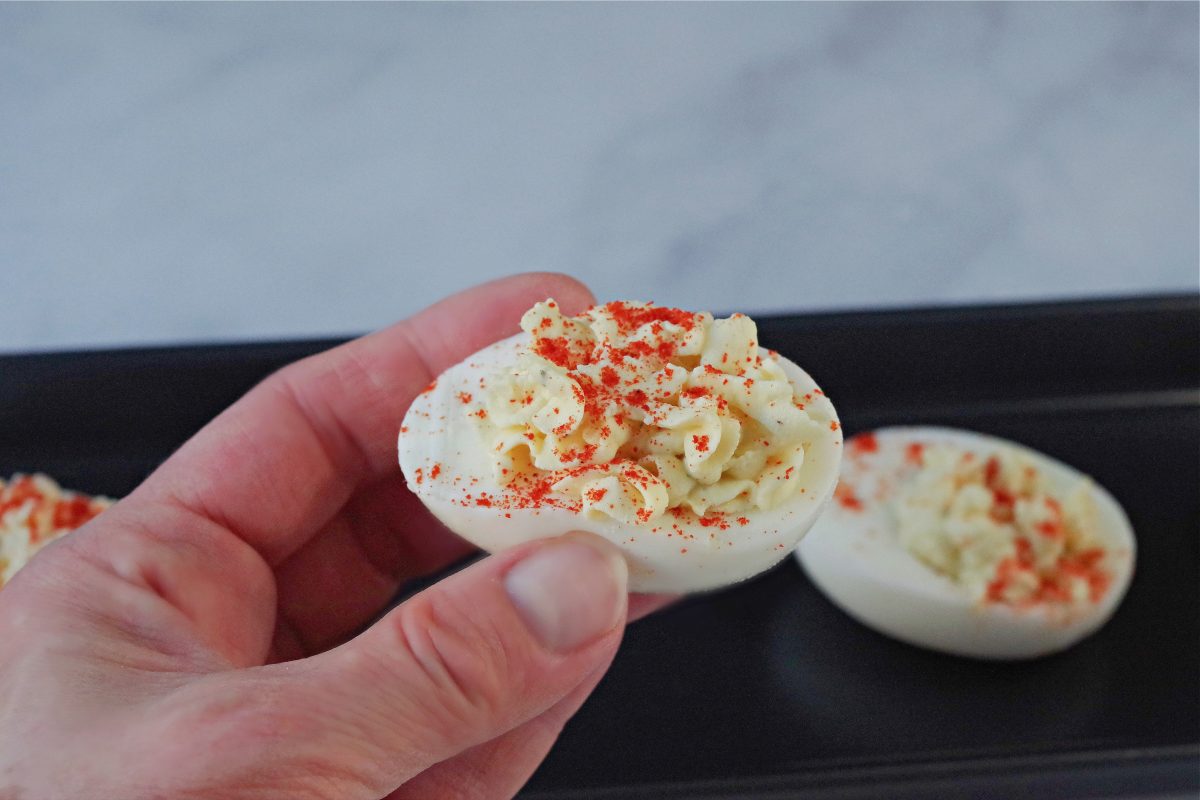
xmin=399 ymin=332 xmax=842 ymax=593
xmin=795 ymin=426 xmax=1136 ymax=659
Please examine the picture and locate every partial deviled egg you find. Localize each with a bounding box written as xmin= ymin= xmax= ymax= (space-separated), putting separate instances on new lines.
xmin=1 ymin=473 xmax=112 ymax=589
xmin=399 ymin=300 xmax=842 ymax=593
xmin=796 ymin=426 xmax=1135 ymax=659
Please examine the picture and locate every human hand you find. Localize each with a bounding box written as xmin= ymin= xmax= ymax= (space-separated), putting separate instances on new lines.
xmin=0 ymin=273 xmax=670 ymax=799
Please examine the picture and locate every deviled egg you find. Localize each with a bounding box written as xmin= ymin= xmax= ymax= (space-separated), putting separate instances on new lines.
xmin=1 ymin=473 xmax=111 ymax=588
xmin=399 ymin=300 xmax=842 ymax=592
xmin=796 ymin=427 xmax=1135 ymax=659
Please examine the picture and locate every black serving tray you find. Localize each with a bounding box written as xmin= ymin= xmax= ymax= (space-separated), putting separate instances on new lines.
xmin=2 ymin=294 xmax=1198 ymax=799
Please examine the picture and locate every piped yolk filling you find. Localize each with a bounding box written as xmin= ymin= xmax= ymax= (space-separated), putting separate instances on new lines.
xmin=892 ymin=443 xmax=1111 ymax=606
xmin=478 ymin=300 xmax=833 ymax=526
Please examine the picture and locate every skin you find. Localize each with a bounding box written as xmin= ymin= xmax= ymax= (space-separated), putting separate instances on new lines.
xmin=0 ymin=273 xmax=673 ymax=800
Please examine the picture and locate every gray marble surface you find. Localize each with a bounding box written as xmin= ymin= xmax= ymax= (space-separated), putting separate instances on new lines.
xmin=2 ymin=2 xmax=1197 ymax=353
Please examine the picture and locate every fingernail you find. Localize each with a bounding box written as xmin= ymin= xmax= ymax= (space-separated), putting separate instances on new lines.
xmin=505 ymin=534 xmax=628 ymax=652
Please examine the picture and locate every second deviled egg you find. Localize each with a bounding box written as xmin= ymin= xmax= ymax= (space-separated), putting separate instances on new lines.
xmin=796 ymin=427 xmax=1135 ymax=659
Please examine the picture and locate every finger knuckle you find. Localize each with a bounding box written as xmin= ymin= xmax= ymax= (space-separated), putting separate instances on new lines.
xmin=386 ymin=588 xmax=517 ymax=738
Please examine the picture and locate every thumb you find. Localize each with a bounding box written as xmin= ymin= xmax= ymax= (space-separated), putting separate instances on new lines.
xmin=203 ymin=533 xmax=629 ymax=797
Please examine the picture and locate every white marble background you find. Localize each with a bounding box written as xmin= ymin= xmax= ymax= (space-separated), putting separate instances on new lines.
xmin=1 ymin=2 xmax=1196 ymax=353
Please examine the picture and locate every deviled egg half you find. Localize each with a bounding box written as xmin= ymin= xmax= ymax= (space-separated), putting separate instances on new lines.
xmin=796 ymin=427 xmax=1135 ymax=659
xmin=1 ymin=473 xmax=111 ymax=588
xmin=399 ymin=300 xmax=842 ymax=593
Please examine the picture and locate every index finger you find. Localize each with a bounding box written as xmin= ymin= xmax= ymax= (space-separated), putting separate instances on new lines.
xmin=133 ymin=273 xmax=596 ymax=565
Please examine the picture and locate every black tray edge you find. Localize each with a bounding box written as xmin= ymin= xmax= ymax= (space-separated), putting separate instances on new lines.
xmin=521 ymin=745 xmax=1200 ymax=800
xmin=1 ymin=291 xmax=1195 ymax=361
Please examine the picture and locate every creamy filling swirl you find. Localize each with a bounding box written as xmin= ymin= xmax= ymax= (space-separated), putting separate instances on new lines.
xmin=481 ymin=300 xmax=831 ymax=525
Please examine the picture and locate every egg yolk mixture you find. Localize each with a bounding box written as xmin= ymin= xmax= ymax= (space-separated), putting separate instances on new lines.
xmin=0 ymin=474 xmax=111 ymax=587
xmin=481 ymin=300 xmax=831 ymax=526
xmin=892 ymin=443 xmax=1110 ymax=606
